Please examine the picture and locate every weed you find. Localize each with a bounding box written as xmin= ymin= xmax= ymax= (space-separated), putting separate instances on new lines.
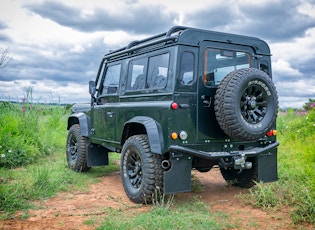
xmin=291 ymin=188 xmax=315 ymax=224
xmin=84 ymin=217 xmax=97 ymax=226
xmin=249 ymin=182 xmax=279 ymax=210
xmin=191 ymin=174 xmax=203 ymax=192
xmin=152 ymin=186 xmax=174 ymax=210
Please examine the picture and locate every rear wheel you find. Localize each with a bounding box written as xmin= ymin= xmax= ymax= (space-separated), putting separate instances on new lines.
xmin=66 ymin=124 xmax=90 ymax=172
xmin=120 ymin=135 xmax=163 ymax=204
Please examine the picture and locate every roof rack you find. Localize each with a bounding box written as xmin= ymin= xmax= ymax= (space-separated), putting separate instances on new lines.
xmin=105 ymin=26 xmax=191 ymax=58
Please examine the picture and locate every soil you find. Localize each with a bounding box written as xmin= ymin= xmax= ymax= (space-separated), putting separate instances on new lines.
xmin=0 ymin=168 xmax=313 ymax=230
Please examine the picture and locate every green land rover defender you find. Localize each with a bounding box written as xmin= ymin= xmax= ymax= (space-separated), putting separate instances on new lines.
xmin=66 ymin=26 xmax=279 ymax=203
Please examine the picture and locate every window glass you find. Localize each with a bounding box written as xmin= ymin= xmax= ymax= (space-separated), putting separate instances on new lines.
xmin=96 ymin=61 xmax=106 ymax=91
xmin=147 ymin=53 xmax=169 ymax=89
xmin=204 ymin=48 xmax=250 ymax=86
xmin=129 ymin=58 xmax=147 ymax=90
xmin=179 ymin=52 xmax=194 ymax=85
xmin=101 ymin=64 xmax=121 ymax=95
xmin=128 ymin=53 xmax=169 ymax=91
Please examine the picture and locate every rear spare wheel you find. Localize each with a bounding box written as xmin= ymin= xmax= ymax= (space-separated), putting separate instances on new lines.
xmin=214 ymin=68 xmax=278 ymax=141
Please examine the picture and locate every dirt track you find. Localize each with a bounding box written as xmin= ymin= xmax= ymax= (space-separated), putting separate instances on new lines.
xmin=0 ymin=168 xmax=310 ymax=230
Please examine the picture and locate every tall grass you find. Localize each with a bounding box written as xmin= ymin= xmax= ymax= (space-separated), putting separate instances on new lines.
xmin=0 ymin=101 xmax=66 ymax=168
xmin=247 ymin=107 xmax=315 ymax=224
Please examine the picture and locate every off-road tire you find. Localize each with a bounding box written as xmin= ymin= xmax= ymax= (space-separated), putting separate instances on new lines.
xmin=66 ymin=124 xmax=90 ymax=172
xmin=220 ymin=157 xmax=257 ymax=188
xmin=214 ymin=68 xmax=278 ymax=141
xmin=120 ymin=134 xmax=163 ymax=204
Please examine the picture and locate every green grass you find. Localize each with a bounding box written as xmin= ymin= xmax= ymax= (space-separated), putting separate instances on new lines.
xmin=0 ymin=150 xmax=120 ymax=219
xmin=96 ymin=197 xmax=235 ymax=230
xmin=245 ymin=107 xmax=315 ymax=224
xmin=0 ymin=102 xmax=67 ymax=167
xmin=0 ymin=101 xmax=120 ymax=219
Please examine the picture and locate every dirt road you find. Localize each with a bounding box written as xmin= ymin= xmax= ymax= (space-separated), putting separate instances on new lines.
xmin=0 ymin=168 xmax=309 ymax=229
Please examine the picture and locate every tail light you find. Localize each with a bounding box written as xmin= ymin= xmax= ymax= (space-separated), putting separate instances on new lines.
xmin=171 ymin=102 xmax=178 ymax=110
xmin=267 ymin=130 xmax=277 ymax=137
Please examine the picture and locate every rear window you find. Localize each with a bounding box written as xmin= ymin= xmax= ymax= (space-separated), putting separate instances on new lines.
xmin=204 ymin=48 xmax=250 ymax=86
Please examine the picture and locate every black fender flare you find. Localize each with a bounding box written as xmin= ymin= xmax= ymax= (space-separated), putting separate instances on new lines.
xmin=122 ymin=116 xmax=164 ymax=155
xmin=67 ymin=113 xmax=91 ymax=137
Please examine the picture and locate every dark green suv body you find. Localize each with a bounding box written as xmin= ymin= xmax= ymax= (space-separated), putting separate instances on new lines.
xmin=66 ymin=26 xmax=279 ymax=203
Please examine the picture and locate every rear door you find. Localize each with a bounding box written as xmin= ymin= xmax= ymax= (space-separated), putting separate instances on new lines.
xmin=197 ymin=41 xmax=255 ymax=141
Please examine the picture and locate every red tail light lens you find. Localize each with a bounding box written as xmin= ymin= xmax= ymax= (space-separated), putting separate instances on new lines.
xmin=171 ymin=102 xmax=178 ymax=110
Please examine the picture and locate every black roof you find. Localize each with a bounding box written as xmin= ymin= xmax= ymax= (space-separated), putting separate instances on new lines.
xmin=104 ymin=26 xmax=271 ymax=60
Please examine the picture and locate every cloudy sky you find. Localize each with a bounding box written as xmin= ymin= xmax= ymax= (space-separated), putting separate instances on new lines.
xmin=0 ymin=0 xmax=315 ymax=108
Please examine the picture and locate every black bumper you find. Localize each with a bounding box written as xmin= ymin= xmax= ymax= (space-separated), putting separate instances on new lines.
xmin=169 ymin=141 xmax=279 ymax=160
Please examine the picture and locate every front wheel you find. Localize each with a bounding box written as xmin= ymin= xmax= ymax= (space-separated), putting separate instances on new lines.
xmin=66 ymin=124 xmax=90 ymax=172
xmin=120 ymin=135 xmax=163 ymax=204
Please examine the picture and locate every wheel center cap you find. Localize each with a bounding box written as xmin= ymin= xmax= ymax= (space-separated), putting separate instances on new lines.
xmin=248 ymin=100 xmax=257 ymax=109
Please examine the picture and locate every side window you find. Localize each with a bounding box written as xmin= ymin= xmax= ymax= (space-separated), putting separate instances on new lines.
xmin=203 ymin=48 xmax=250 ymax=86
xmin=147 ymin=53 xmax=169 ymax=89
xmin=179 ymin=52 xmax=194 ymax=85
xmin=127 ymin=53 xmax=169 ymax=91
xmin=101 ymin=64 xmax=121 ymax=95
xmin=129 ymin=58 xmax=147 ymax=90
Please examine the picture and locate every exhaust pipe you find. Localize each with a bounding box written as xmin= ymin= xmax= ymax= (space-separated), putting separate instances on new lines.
xmin=161 ymin=160 xmax=171 ymax=170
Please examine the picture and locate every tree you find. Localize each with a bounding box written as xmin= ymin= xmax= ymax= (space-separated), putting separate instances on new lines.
xmin=0 ymin=47 xmax=10 ymax=69
xmin=0 ymin=47 xmax=9 ymax=80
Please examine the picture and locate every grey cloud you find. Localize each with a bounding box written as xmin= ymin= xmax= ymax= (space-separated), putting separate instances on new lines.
xmin=0 ymin=21 xmax=11 ymax=42
xmin=0 ymin=34 xmax=11 ymax=42
xmin=1 ymin=38 xmax=106 ymax=85
xmin=24 ymin=1 xmax=177 ymax=34
xmin=0 ymin=21 xmax=7 ymax=29
xmin=237 ymin=1 xmax=315 ymax=41
xmin=186 ymin=0 xmax=315 ymax=42
xmin=274 ymin=57 xmax=315 ymax=84
xmin=184 ymin=3 xmax=238 ymax=31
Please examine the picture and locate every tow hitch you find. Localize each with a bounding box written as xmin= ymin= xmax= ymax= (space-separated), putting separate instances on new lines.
xmin=219 ymin=154 xmax=252 ymax=170
xmin=233 ymin=153 xmax=252 ymax=169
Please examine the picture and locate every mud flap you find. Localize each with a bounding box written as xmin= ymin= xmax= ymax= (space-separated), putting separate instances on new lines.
xmin=257 ymin=149 xmax=278 ymax=183
xmin=164 ymin=153 xmax=192 ymax=194
xmin=87 ymin=144 xmax=109 ymax=167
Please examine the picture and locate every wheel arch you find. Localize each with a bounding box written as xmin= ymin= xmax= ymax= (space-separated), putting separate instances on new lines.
xmin=67 ymin=113 xmax=91 ymax=137
xmin=121 ymin=116 xmax=164 ymax=155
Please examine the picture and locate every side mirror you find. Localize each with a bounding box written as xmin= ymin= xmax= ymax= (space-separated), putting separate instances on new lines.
xmin=89 ymin=81 xmax=96 ymax=96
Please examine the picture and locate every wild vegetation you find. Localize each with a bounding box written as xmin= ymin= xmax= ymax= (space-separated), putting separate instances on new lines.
xmin=0 ymin=99 xmax=314 ymax=227
xmin=246 ymin=100 xmax=315 ymax=224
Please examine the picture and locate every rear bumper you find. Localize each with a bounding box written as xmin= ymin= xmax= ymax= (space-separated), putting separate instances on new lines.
xmin=169 ymin=141 xmax=279 ymax=160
